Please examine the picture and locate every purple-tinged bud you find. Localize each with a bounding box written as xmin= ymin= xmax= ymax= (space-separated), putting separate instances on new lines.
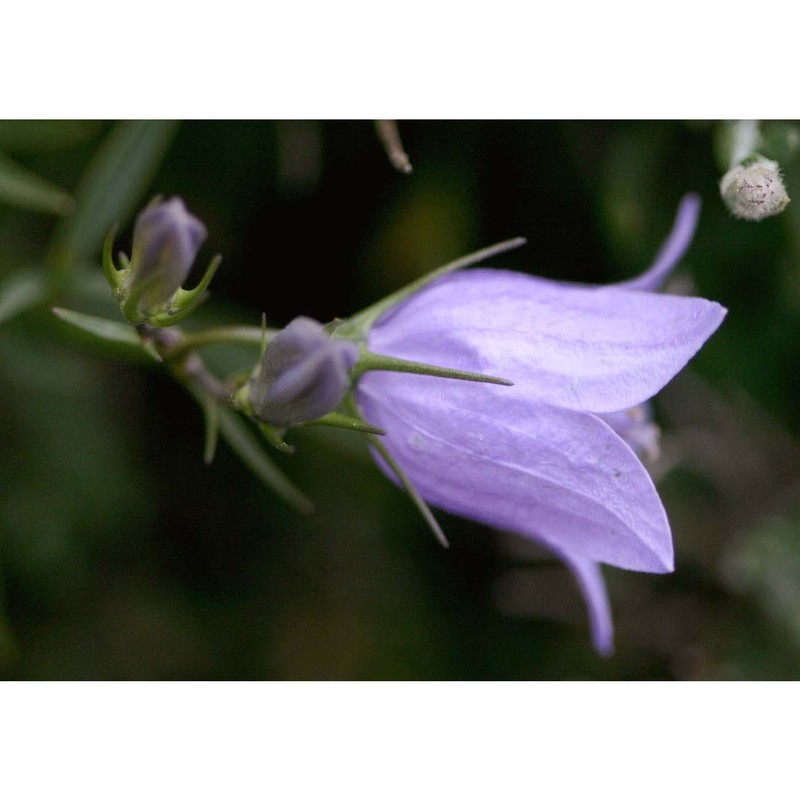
xmin=249 ymin=316 xmax=359 ymax=426
xmin=127 ymin=197 xmax=207 ymax=313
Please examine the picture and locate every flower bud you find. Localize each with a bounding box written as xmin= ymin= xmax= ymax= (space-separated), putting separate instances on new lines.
xmin=248 ymin=316 xmax=359 ymax=426
xmin=720 ymin=157 xmax=790 ymax=221
xmin=126 ymin=197 xmax=207 ymax=314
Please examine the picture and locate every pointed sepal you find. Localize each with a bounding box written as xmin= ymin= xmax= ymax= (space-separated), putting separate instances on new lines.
xmin=353 ymin=351 xmax=513 ymax=387
xmin=102 ymin=224 xmax=125 ymax=292
xmin=151 ymin=254 xmax=222 ymax=326
xmin=304 ymin=411 xmax=386 ymax=436
xmin=368 ymin=433 xmax=449 ymax=548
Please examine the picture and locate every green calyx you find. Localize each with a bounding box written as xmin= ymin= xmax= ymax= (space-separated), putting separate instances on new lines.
xmin=102 ymin=223 xmax=222 ymax=326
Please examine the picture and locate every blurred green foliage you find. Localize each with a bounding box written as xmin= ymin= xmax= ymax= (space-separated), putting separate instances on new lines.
xmin=1 ymin=120 xmax=800 ymax=679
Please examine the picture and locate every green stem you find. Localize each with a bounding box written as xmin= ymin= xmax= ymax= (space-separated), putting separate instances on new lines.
xmin=171 ymin=325 xmax=278 ymax=356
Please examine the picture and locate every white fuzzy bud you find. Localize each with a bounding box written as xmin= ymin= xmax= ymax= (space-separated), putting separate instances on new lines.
xmin=720 ymin=157 xmax=790 ymax=221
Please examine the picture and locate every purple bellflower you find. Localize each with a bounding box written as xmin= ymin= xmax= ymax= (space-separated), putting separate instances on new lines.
xmin=355 ymin=194 xmax=726 ymax=655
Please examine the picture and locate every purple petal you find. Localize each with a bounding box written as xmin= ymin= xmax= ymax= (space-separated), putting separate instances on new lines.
xmin=618 ymin=193 xmax=702 ymax=292
xmin=548 ymin=546 xmax=614 ymax=656
xmin=357 ymin=376 xmax=673 ymax=573
xmin=369 ymin=268 xmax=726 ymax=414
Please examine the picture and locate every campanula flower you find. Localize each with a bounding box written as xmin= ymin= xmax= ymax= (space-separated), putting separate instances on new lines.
xmin=355 ymin=194 xmax=726 ymax=655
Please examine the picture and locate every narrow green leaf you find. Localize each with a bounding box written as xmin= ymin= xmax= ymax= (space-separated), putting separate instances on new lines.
xmin=201 ymin=393 xmax=220 ymax=465
xmin=0 ymin=120 xmax=101 ymax=153
xmin=49 ymin=120 xmax=178 ymax=267
xmin=0 ymin=267 xmax=48 ymax=325
xmin=0 ymin=153 xmax=74 ymax=215
xmin=51 ymin=306 xmax=143 ymax=349
xmin=216 ymin=404 xmax=314 ymax=514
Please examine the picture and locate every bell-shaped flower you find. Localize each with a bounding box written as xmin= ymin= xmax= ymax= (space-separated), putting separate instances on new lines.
xmin=126 ymin=197 xmax=207 ymax=315
xmin=355 ymin=194 xmax=726 ymax=655
xmin=249 ymin=316 xmax=359 ymax=427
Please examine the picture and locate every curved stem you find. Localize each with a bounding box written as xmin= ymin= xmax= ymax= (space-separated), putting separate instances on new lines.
xmin=169 ymin=325 xmax=278 ymax=356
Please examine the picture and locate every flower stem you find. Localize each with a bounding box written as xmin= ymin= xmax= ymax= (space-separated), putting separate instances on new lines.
xmin=169 ymin=325 xmax=277 ymax=356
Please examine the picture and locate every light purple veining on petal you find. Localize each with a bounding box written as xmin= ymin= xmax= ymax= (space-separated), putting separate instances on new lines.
xmin=549 ymin=547 xmax=614 ymax=656
xmin=358 ymin=376 xmax=673 ymax=573
xmin=618 ymin=193 xmax=701 ymax=293
xmin=368 ymin=268 xmax=726 ymax=414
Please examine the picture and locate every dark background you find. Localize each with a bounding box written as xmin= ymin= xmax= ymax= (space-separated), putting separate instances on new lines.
xmin=1 ymin=120 xmax=798 ymax=679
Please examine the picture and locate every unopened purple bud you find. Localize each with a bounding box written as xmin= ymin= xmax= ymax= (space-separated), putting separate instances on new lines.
xmin=128 ymin=197 xmax=207 ymax=311
xmin=249 ymin=316 xmax=359 ymax=426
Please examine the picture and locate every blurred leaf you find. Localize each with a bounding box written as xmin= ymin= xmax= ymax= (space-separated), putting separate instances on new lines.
xmin=200 ymin=391 xmax=220 ymax=464
xmin=714 ymin=120 xmax=760 ymax=172
xmin=0 ymin=120 xmax=101 ymax=153
xmin=724 ymin=513 xmax=800 ymax=651
xmin=51 ymin=306 xmax=144 ymax=351
xmin=215 ymin=403 xmax=314 ymax=514
xmin=49 ymin=120 xmax=178 ymax=266
xmin=760 ymin=121 xmax=800 ymax=165
xmin=0 ymin=153 xmax=74 ymax=215
xmin=597 ymin=125 xmax=669 ymax=270
xmin=0 ymin=266 xmax=47 ymax=325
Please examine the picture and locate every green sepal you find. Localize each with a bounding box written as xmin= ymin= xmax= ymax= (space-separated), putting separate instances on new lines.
xmin=353 ymin=351 xmax=512 ymax=387
xmin=303 ymin=411 xmax=386 ymax=436
xmin=368 ymin=432 xmax=449 ymax=549
xmin=150 ymin=254 xmax=223 ymax=327
xmin=336 ymin=237 xmax=527 ymax=341
xmin=119 ymin=269 xmax=166 ymax=324
xmin=232 ymin=382 xmax=252 ymax=414
xmin=102 ymin=224 xmax=125 ymax=292
xmin=259 ymin=423 xmax=295 ymax=454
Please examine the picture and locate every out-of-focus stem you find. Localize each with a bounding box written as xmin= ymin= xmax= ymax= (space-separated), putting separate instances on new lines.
xmin=375 ymin=120 xmax=413 ymax=174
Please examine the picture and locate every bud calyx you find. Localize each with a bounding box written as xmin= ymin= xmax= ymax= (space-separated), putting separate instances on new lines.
xmin=246 ymin=316 xmax=359 ymax=426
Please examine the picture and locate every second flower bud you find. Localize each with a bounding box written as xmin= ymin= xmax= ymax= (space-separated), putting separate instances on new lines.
xmin=245 ymin=317 xmax=360 ymax=426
